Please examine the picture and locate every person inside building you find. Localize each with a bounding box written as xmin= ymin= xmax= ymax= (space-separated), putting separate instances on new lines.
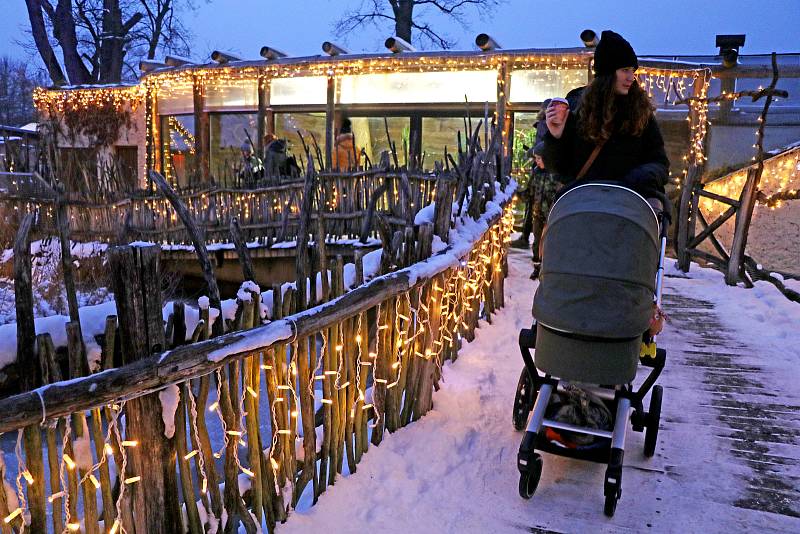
xmin=333 ymin=117 xmax=361 ymax=171
xmin=542 ymin=30 xmax=669 ymax=202
xmin=239 ymin=142 xmax=264 ymax=186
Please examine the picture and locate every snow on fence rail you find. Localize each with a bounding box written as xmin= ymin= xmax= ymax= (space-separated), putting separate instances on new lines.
xmin=0 ymin=185 xmax=514 ymax=533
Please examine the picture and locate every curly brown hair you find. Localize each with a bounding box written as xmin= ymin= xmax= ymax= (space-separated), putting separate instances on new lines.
xmin=578 ymin=73 xmax=654 ymax=143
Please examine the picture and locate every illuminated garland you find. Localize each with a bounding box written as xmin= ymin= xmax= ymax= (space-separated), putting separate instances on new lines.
xmin=701 ymin=145 xmax=800 ymax=214
xmin=33 ymin=85 xmax=145 ymax=114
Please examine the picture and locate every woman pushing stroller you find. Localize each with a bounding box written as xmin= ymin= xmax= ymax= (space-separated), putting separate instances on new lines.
xmin=514 ymin=31 xmax=671 ymax=517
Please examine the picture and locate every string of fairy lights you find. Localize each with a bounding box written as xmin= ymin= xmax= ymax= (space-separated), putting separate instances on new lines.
xmin=0 ymin=200 xmax=512 ymax=532
xmin=701 ymin=145 xmax=800 ymax=215
xmin=37 ymin=57 xmax=781 ymax=231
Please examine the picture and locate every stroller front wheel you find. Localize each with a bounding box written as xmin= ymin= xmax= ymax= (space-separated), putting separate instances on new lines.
xmin=512 ymin=368 xmax=537 ymax=431
xmin=644 ymin=385 xmax=663 ymax=457
xmin=604 ymin=493 xmax=618 ymax=517
xmin=518 ymin=454 xmax=543 ymax=499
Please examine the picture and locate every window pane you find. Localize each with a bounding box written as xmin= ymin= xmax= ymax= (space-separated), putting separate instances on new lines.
xmin=348 ymin=117 xmax=409 ymax=166
xmin=205 ymin=79 xmax=258 ymax=111
xmin=339 ymin=71 xmax=497 ymax=104
xmin=275 ymin=112 xmax=327 ymax=162
xmin=421 ymin=117 xmax=466 ymax=169
xmin=161 ymin=114 xmax=196 ymax=188
xmin=511 ymin=112 xmax=539 ymax=176
xmin=210 ymin=113 xmax=258 ymax=186
xmin=158 ymin=81 xmax=194 ymax=115
xmin=509 ymin=69 xmax=588 ymax=103
xmin=271 ymin=77 xmax=327 ymax=105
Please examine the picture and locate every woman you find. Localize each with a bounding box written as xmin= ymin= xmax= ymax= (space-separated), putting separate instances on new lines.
xmin=542 ymin=30 xmax=669 ymax=201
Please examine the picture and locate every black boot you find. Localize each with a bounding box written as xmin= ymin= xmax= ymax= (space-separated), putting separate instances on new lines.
xmin=530 ymin=262 xmax=541 ymax=280
xmin=511 ymin=236 xmax=530 ymax=249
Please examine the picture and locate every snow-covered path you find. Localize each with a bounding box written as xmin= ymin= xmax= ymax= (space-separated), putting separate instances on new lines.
xmin=281 ymin=248 xmax=800 ymax=533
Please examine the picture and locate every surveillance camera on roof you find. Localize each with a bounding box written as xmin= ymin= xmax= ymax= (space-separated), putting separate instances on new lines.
xmin=385 ymin=36 xmax=416 ymax=54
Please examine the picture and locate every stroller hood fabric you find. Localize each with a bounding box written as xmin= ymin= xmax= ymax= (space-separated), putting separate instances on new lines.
xmin=533 ymin=183 xmax=659 ymax=339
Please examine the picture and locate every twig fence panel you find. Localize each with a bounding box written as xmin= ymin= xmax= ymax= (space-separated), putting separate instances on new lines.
xmin=0 ymin=200 xmax=514 ymax=533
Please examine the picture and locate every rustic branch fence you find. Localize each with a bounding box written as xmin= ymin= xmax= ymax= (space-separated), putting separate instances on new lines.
xmin=0 ymin=126 xmax=514 ymax=533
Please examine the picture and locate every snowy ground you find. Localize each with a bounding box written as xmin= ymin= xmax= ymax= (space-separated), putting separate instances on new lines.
xmin=280 ymin=247 xmax=800 ymax=534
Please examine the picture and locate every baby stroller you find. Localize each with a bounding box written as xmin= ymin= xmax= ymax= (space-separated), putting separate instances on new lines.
xmin=512 ymin=182 xmax=668 ymax=517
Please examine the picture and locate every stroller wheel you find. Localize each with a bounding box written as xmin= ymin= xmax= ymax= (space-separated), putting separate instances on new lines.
xmin=512 ymin=368 xmax=537 ymax=431
xmin=644 ymin=385 xmax=663 ymax=457
xmin=518 ymin=454 xmax=543 ymax=499
xmin=604 ymin=493 xmax=618 ymax=517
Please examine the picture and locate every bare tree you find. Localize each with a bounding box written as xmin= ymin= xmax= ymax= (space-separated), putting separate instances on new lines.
xmin=23 ymin=0 xmax=201 ymax=86
xmin=335 ymin=0 xmax=500 ymax=50
xmin=0 ymin=56 xmax=48 ymax=126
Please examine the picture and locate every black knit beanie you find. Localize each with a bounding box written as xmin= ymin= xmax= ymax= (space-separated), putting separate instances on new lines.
xmin=593 ymin=30 xmax=638 ymax=76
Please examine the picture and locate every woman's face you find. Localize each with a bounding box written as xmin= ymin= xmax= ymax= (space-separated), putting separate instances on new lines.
xmin=614 ymin=67 xmax=637 ymax=95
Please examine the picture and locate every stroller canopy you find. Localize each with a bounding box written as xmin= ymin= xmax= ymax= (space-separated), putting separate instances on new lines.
xmin=533 ymin=183 xmax=659 ymax=339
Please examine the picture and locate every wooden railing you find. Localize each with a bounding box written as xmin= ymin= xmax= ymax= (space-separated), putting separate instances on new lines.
xmin=0 ymin=172 xmax=441 ymax=246
xmin=0 ymin=182 xmax=513 ymax=532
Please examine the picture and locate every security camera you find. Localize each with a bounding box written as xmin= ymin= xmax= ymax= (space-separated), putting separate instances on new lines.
xmin=322 ymin=42 xmax=349 ymax=56
xmin=211 ymin=51 xmax=242 ymax=64
xmin=580 ymin=29 xmax=598 ymax=48
xmin=716 ymin=34 xmax=745 ymax=68
xmin=476 ymin=33 xmax=502 ymax=51
xmin=260 ymin=46 xmax=288 ymax=60
xmin=385 ymin=36 xmax=416 ymax=53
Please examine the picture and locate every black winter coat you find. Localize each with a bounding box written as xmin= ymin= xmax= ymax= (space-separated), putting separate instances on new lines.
xmin=541 ymin=110 xmax=669 ymax=200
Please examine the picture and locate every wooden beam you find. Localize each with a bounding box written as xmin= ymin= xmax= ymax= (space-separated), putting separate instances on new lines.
xmin=150 ymin=170 xmax=223 ymax=335
xmin=230 ymin=217 xmax=256 ymax=283
xmin=686 ymin=247 xmax=727 ymax=267
xmin=325 ymin=75 xmax=335 ymax=171
xmin=193 ymin=75 xmax=210 ymax=184
xmin=696 ymin=188 xmax=741 ymax=207
xmin=697 ymin=210 xmax=731 ymax=262
xmin=688 ymin=205 xmax=736 ymax=249
xmin=676 ymin=69 xmax=711 ymax=271
xmin=727 ymin=54 xmax=781 ymax=286
xmin=14 ymin=213 xmax=38 ymax=391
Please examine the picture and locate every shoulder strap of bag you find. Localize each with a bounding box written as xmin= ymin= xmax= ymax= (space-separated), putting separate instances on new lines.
xmin=575 ymin=139 xmax=607 ymax=180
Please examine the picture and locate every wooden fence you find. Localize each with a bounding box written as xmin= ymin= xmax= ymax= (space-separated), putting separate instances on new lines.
xmin=0 ymin=172 xmax=441 ymax=246
xmin=0 ymin=182 xmax=513 ymax=534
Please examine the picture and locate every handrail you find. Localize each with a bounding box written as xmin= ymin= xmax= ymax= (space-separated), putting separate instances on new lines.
xmin=0 ymin=197 xmax=510 ymax=433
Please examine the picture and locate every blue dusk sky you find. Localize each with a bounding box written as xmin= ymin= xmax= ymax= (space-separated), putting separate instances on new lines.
xmin=1 ymin=0 xmax=798 ymax=69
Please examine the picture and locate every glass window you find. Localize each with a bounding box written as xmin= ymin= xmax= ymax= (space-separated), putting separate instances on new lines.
xmin=161 ymin=114 xmax=196 ymax=188
xmin=348 ymin=117 xmax=409 ymax=166
xmin=210 ymin=113 xmax=258 ymax=186
xmin=511 ymin=112 xmax=539 ymax=177
xmin=271 ymin=76 xmax=327 ymax=106
xmin=205 ymin=79 xmax=258 ymax=112
xmin=421 ymin=117 xmax=466 ymax=169
xmin=275 ymin=112 xmax=327 ymax=163
xmin=157 ymin=81 xmax=194 ymax=115
xmin=338 ymin=71 xmax=497 ymax=104
xmin=509 ymin=69 xmax=588 ymax=103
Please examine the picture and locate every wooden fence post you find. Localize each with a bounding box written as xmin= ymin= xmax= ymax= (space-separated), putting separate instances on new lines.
xmin=726 ymin=167 xmax=760 ymax=285
xmin=108 ymin=244 xmax=182 ymax=534
xmin=14 ymin=213 xmax=47 ymax=532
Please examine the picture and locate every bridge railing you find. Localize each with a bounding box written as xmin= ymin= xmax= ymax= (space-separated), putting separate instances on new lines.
xmin=0 ymin=159 xmax=513 ymax=533
xmin=0 ymin=172 xmax=442 ymax=246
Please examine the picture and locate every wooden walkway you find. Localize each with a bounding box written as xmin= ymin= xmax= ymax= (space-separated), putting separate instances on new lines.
xmin=279 ymin=249 xmax=800 ymax=534
xmin=523 ymin=275 xmax=800 ymax=533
